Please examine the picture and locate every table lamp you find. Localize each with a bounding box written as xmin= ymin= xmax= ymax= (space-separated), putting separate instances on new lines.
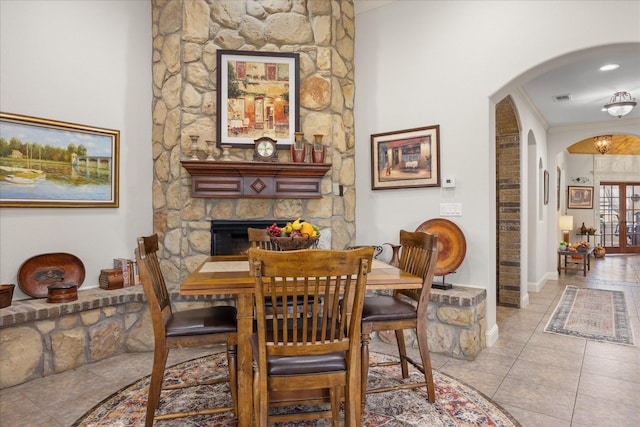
xmin=558 ymin=215 xmax=574 ymax=244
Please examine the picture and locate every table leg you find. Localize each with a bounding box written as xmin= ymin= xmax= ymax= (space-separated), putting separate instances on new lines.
xmin=236 ymin=294 xmax=253 ymax=427
xmin=583 ymin=255 xmax=587 ymax=276
xmin=557 ymin=252 xmax=561 ymax=274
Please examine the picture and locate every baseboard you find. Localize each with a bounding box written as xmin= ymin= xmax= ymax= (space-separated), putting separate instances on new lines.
xmin=528 ymin=272 xmax=556 ymax=293
xmin=520 ymin=292 xmax=530 ymax=308
xmin=485 ymin=323 xmax=499 ymax=347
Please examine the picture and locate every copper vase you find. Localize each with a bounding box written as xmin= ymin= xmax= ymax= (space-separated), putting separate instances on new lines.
xmin=312 ymin=134 xmax=325 ymax=163
xmin=291 ymin=132 xmax=307 ymax=162
xmin=290 ymin=143 xmax=306 ymax=162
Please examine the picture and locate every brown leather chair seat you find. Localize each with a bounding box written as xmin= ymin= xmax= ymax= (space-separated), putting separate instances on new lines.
xmin=362 ymin=295 xmax=416 ymax=322
xmin=249 ymin=334 xmax=346 ymax=375
xmin=166 ymin=306 xmax=237 ymax=337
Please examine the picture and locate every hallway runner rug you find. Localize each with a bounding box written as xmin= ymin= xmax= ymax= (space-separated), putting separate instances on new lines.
xmin=544 ymin=285 xmax=635 ymax=346
xmin=73 ymin=352 xmax=520 ymax=426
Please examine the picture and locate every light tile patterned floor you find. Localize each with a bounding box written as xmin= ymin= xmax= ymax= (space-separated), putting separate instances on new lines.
xmin=1 ymin=254 xmax=638 ymax=426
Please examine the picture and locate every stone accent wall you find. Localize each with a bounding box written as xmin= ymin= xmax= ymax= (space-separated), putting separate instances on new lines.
xmin=151 ymin=0 xmax=357 ymax=285
xmin=0 ymin=286 xmax=228 ymax=389
xmin=495 ymin=96 xmax=521 ymax=307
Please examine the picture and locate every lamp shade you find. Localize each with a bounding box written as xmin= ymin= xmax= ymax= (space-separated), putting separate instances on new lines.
xmin=558 ymin=215 xmax=574 ymax=244
xmin=558 ymin=215 xmax=574 ymax=231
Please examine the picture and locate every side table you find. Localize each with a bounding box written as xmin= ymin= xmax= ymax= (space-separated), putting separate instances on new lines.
xmin=557 ymin=248 xmax=594 ymax=277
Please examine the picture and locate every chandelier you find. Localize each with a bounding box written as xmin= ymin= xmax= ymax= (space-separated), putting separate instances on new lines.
xmin=593 ymin=134 xmax=613 ymax=155
xmin=604 ymin=91 xmax=637 ymax=118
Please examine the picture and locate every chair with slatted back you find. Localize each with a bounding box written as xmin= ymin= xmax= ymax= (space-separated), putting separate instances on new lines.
xmin=248 ymin=227 xmax=279 ymax=251
xmin=136 ymin=234 xmax=238 ymax=426
xmin=248 ymin=226 xmax=314 ymax=316
xmin=248 ymin=246 xmax=374 ymax=427
xmin=360 ymin=229 xmax=439 ymax=408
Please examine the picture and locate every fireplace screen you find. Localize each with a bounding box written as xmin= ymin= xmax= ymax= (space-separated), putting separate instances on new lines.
xmin=210 ymin=220 xmax=284 ymax=255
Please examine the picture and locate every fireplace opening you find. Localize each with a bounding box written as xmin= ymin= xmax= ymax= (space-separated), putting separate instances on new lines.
xmin=210 ymin=220 xmax=284 ymax=255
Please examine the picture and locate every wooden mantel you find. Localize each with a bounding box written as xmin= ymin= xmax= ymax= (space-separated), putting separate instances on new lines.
xmin=181 ymin=160 xmax=332 ymax=199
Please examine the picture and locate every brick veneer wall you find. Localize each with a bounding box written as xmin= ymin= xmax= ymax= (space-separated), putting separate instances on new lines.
xmin=495 ymin=97 xmax=521 ymax=308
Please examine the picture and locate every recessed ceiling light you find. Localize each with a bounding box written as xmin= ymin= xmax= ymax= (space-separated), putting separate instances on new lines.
xmin=600 ymin=64 xmax=619 ymax=71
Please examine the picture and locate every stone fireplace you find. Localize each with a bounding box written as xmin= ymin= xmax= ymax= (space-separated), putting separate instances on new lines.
xmin=151 ymin=1 xmax=357 ymax=287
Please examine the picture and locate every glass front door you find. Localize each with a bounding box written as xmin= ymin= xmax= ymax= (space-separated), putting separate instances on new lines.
xmin=599 ymin=182 xmax=640 ymax=253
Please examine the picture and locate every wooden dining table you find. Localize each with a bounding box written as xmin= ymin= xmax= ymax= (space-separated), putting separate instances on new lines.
xmin=180 ymin=254 xmax=423 ymax=427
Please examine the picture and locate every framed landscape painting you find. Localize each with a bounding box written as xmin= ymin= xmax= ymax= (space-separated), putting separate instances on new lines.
xmin=0 ymin=112 xmax=119 ymax=207
xmin=216 ymin=50 xmax=299 ymax=149
xmin=371 ymin=125 xmax=440 ymax=190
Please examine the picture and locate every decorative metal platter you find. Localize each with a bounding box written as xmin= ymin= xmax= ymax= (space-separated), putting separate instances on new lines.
xmin=18 ymin=252 xmax=85 ymax=298
xmin=415 ymin=218 xmax=467 ymax=276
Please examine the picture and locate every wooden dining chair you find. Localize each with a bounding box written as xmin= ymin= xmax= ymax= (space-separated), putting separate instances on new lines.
xmin=248 ymin=227 xmax=279 ymax=251
xmin=248 ymin=226 xmax=316 ymax=317
xmin=136 ymin=234 xmax=238 ymax=426
xmin=248 ymin=246 xmax=374 ymax=427
xmin=360 ymin=229 xmax=439 ymax=408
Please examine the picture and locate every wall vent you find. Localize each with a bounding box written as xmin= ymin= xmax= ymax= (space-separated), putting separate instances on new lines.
xmin=552 ymin=93 xmax=572 ymax=102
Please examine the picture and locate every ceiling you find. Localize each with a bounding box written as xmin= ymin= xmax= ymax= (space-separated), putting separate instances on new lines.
xmin=521 ymin=49 xmax=640 ymax=155
xmin=354 ymin=1 xmax=640 ymax=155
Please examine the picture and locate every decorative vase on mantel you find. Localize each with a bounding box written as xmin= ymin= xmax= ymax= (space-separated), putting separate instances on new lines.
xmin=291 ymin=132 xmax=307 ymax=163
xmin=311 ymin=134 xmax=326 ymax=163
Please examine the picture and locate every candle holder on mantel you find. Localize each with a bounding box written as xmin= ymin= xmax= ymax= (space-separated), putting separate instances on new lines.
xmin=291 ymin=132 xmax=307 ymax=163
xmin=312 ymin=134 xmax=326 ymax=163
xmin=189 ymin=135 xmax=199 ymax=160
xmin=205 ymin=140 xmax=217 ymax=161
xmin=220 ymin=145 xmax=232 ymax=161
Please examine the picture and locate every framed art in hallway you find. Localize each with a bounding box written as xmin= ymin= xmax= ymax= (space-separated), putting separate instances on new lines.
xmin=544 ymin=169 xmax=549 ymax=205
xmin=567 ymin=185 xmax=593 ymax=209
xmin=0 ymin=112 xmax=119 ymax=208
xmin=371 ymin=125 xmax=441 ymax=190
xmin=216 ymin=50 xmax=300 ymax=149
xmin=556 ymin=167 xmax=561 ymax=211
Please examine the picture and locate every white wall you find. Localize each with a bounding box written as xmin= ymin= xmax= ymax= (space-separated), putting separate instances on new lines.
xmin=0 ymin=1 xmax=153 ymax=299
xmin=354 ymin=0 xmax=640 ymax=343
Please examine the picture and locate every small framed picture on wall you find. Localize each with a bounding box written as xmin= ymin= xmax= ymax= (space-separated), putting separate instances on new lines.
xmin=567 ymin=185 xmax=593 ymax=209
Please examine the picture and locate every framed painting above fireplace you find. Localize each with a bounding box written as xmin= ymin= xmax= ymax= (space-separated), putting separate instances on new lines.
xmin=216 ymin=50 xmax=300 ymax=149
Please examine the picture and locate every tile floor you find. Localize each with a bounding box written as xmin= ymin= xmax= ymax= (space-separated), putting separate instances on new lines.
xmin=1 ymin=254 xmax=638 ymax=427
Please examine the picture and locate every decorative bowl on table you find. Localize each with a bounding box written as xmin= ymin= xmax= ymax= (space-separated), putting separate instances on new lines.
xmin=576 ymin=241 xmax=590 ymax=252
xmin=269 ymin=234 xmax=320 ymax=251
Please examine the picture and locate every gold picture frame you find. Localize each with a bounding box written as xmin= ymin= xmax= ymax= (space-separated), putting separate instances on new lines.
xmin=371 ymin=125 xmax=440 ymax=190
xmin=0 ymin=112 xmax=119 ymax=207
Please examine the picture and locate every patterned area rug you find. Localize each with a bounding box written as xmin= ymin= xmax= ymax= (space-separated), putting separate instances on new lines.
xmin=544 ymin=285 xmax=635 ymax=346
xmin=73 ymin=352 xmax=520 ymax=426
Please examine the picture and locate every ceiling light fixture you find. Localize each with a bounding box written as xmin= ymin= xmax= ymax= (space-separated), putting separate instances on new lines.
xmin=593 ymin=134 xmax=613 ymax=155
xmin=604 ymin=91 xmax=637 ymax=118
xmin=599 ymin=64 xmax=619 ymax=71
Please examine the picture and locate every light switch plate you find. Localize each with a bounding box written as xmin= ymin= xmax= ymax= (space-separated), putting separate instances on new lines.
xmin=440 ymin=203 xmax=462 ymax=216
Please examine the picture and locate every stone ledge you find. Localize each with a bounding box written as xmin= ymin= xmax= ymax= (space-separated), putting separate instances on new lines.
xmin=430 ymin=286 xmax=486 ymax=306
xmin=0 ymin=284 xmax=234 ymax=389
xmin=0 ymin=284 xmax=226 ymax=328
